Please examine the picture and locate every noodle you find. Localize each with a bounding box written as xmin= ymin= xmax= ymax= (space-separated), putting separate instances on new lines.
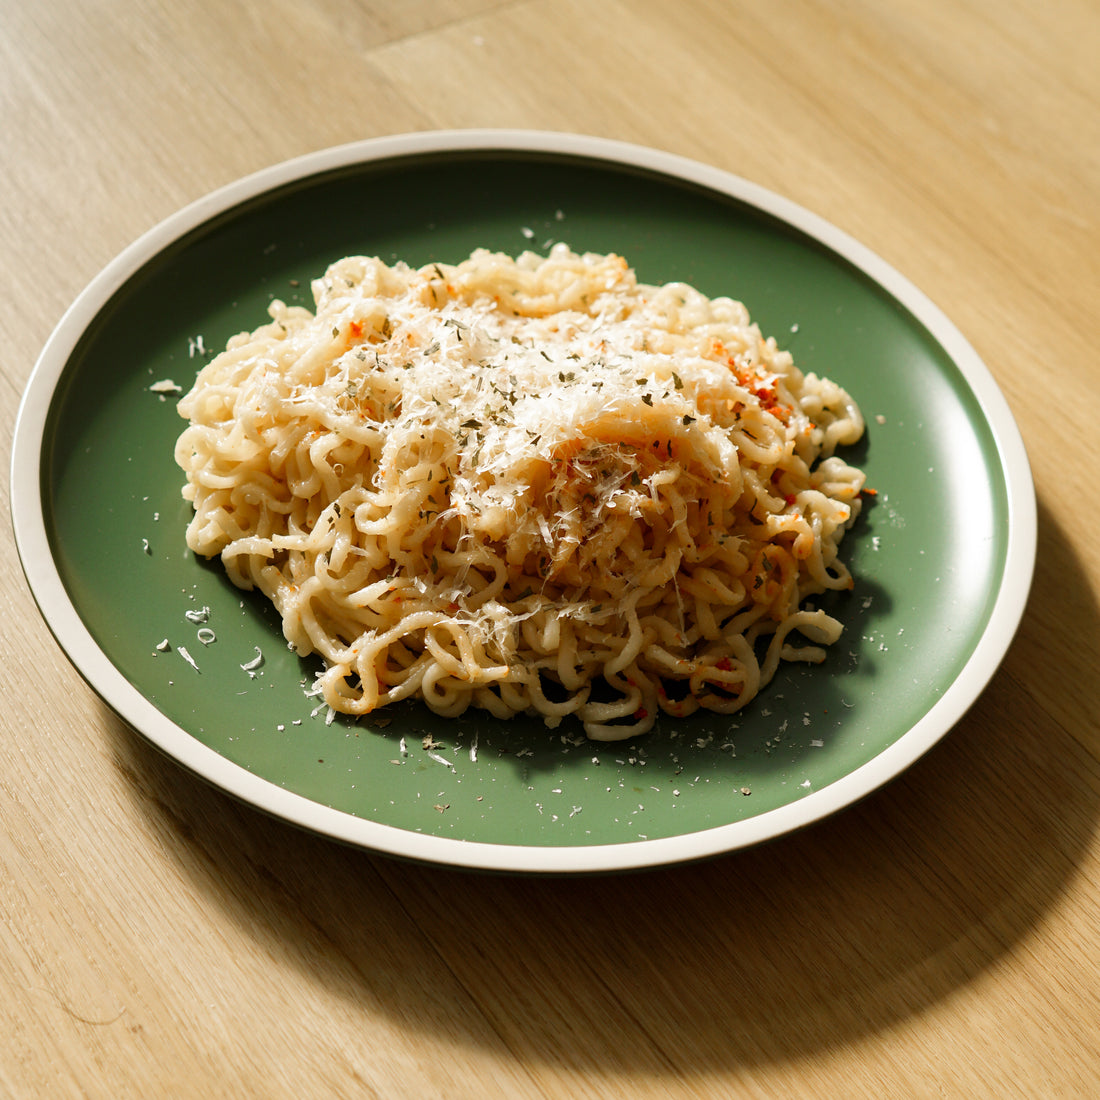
xmin=175 ymin=246 xmax=866 ymax=740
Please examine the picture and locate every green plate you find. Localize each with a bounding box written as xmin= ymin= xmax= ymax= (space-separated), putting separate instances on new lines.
xmin=12 ymin=131 xmax=1035 ymax=873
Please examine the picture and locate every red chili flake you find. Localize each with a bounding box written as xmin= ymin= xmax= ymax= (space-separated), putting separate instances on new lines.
xmin=633 ymin=707 xmax=648 ymax=720
xmin=785 ymin=494 xmax=797 ymax=506
xmin=716 ymin=657 xmax=733 ymax=672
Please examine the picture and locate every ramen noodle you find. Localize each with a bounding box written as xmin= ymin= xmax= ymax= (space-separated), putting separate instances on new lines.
xmin=175 ymin=246 xmax=866 ymax=739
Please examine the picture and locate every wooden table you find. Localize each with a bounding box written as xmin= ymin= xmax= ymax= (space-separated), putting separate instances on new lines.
xmin=3 ymin=1 xmax=1099 ymax=1096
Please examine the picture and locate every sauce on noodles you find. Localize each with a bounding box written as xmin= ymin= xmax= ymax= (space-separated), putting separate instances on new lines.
xmin=175 ymin=246 xmax=866 ymax=740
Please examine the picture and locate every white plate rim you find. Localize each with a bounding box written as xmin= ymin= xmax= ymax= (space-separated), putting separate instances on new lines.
xmin=11 ymin=128 xmax=1037 ymax=873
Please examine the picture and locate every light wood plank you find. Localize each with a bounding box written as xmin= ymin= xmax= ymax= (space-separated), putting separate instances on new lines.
xmin=2 ymin=0 xmax=1100 ymax=1095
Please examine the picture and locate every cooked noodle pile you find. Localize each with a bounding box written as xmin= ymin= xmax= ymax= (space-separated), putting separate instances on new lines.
xmin=175 ymin=246 xmax=866 ymax=739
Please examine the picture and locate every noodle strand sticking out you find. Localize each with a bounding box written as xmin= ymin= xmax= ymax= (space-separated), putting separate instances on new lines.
xmin=175 ymin=246 xmax=866 ymax=740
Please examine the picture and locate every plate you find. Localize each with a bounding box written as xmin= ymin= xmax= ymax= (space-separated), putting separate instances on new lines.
xmin=11 ymin=130 xmax=1035 ymax=873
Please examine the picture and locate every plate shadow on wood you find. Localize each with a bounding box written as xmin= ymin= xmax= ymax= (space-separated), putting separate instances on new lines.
xmin=103 ymin=495 xmax=1094 ymax=1074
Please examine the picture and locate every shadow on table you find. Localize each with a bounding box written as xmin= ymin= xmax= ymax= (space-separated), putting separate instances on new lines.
xmin=105 ymin=496 xmax=1099 ymax=1078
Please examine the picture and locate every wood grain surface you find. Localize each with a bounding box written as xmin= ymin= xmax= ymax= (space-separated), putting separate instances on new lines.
xmin=3 ymin=1 xmax=1099 ymax=1096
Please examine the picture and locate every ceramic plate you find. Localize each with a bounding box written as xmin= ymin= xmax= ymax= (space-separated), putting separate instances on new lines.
xmin=11 ymin=131 xmax=1035 ymax=873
